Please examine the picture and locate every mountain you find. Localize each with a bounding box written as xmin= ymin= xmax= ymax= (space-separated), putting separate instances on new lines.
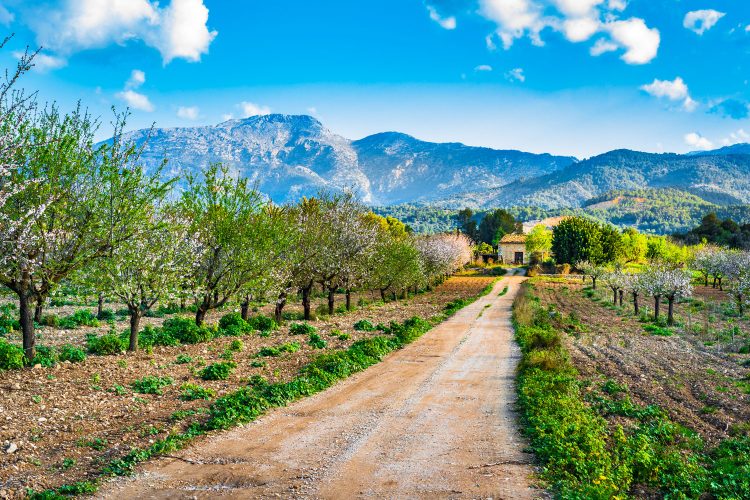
xmin=444 ymin=148 xmax=750 ymax=209
xmin=687 ymin=143 xmax=750 ymax=156
xmin=123 ymin=114 xmax=576 ymax=205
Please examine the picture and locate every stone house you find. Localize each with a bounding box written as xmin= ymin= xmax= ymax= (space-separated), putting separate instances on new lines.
xmin=498 ymin=233 xmax=527 ymax=264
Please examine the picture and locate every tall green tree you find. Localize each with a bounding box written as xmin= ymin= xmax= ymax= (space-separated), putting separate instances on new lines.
xmin=525 ymin=224 xmax=552 ymax=262
xmin=552 ymin=216 xmax=622 ymax=265
xmin=478 ymin=209 xmax=519 ymax=245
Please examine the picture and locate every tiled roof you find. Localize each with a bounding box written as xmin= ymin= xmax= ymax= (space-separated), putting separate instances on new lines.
xmin=499 ymin=233 xmax=526 ymax=243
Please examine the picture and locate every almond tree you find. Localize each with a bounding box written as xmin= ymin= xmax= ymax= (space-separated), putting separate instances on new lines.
xmin=622 ymin=272 xmax=645 ymax=315
xmin=0 ymin=105 xmax=165 ymax=362
xmin=692 ymin=245 xmax=721 ymax=287
xmin=416 ymin=233 xmax=473 ymax=287
xmin=603 ymin=268 xmax=627 ymax=306
xmin=722 ymin=251 xmax=750 ymax=316
xmin=577 ymin=260 xmax=605 ymax=290
xmin=180 ymin=163 xmax=285 ymax=326
xmin=642 ymin=266 xmax=692 ymax=325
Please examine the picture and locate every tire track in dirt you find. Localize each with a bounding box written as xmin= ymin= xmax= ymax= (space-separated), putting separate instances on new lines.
xmin=100 ymin=275 xmax=544 ymax=499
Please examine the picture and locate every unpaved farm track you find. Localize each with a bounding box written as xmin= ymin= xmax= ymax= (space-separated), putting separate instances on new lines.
xmin=101 ymin=276 xmax=541 ymax=499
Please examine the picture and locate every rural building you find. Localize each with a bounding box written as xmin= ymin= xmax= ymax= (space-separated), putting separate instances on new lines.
xmin=498 ymin=233 xmax=527 ymax=264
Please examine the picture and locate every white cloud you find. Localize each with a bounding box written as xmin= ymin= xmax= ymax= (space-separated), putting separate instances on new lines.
xmin=640 ymin=77 xmax=697 ymax=111
xmin=485 ymin=34 xmax=498 ymax=50
xmin=239 ymin=101 xmax=271 ymax=118
xmin=23 ymin=0 xmax=216 ymax=65
xmin=602 ymin=18 xmax=660 ymax=64
xmin=13 ymin=51 xmax=66 ymax=72
xmin=722 ymin=129 xmax=750 ymax=146
xmin=176 ymin=106 xmax=199 ymax=120
xmin=505 ymin=67 xmax=525 ymax=82
xmin=474 ymin=64 xmax=493 ymax=71
xmin=746 ymin=25 xmax=750 ymax=32
xmin=221 ymin=113 xmax=234 ymax=121
xmin=684 ymin=132 xmax=713 ymax=150
xmin=683 ymin=10 xmax=725 ymax=35
xmin=116 ymin=90 xmax=154 ymax=112
xmin=590 ymin=38 xmax=618 ymax=55
xmin=0 ymin=2 xmax=14 ymax=25
xmin=562 ymin=16 xmax=600 ymax=42
xmin=125 ymin=69 xmax=146 ymax=89
xmin=475 ymin=0 xmax=658 ymax=64
xmin=426 ymin=5 xmax=456 ymax=30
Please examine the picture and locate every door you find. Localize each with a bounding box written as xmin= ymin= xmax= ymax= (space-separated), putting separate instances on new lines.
xmin=514 ymin=252 xmax=524 ymax=264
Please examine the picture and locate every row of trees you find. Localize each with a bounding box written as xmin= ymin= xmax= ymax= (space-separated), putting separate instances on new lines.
xmin=0 ymin=48 xmax=473 ymax=362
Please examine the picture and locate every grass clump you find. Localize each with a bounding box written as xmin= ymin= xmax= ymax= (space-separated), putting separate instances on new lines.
xmin=353 ymin=319 xmax=375 ymax=331
xmin=200 ymin=361 xmax=236 ymax=381
xmin=308 ymin=332 xmax=327 ymax=349
xmin=257 ymin=341 xmax=300 ymax=357
xmin=644 ymin=323 xmax=673 ymax=336
xmin=131 ymin=376 xmax=174 ymax=395
xmin=179 ymin=383 xmax=216 ymax=401
xmin=289 ymin=322 xmax=316 ymax=336
xmin=175 ymin=354 xmax=193 ymax=364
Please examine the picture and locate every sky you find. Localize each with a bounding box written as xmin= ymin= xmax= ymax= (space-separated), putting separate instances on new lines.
xmin=0 ymin=0 xmax=749 ymax=158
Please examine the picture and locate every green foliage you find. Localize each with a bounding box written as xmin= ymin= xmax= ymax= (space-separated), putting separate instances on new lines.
xmin=443 ymin=298 xmax=469 ymax=316
xmin=228 ymin=339 xmax=244 ymax=351
xmin=200 ymin=361 xmax=236 ymax=381
xmin=552 ymin=216 xmax=622 ymax=265
xmin=58 ymin=344 xmax=86 ymax=363
xmin=175 ymin=354 xmax=193 ymax=364
xmin=247 ymin=314 xmax=277 ymax=332
xmin=59 ymin=309 xmax=100 ymax=329
xmin=525 ymin=224 xmax=553 ymax=258
xmin=0 ymin=304 xmax=19 ymax=336
xmin=289 ymin=322 xmax=316 ymax=336
xmin=162 ymin=317 xmax=213 ymax=344
xmin=479 ymin=208 xmax=520 ymax=246
xmin=40 ymin=314 xmax=60 ymax=328
xmin=257 ymin=342 xmax=300 ymax=357
xmin=135 ymin=325 xmax=180 ymax=347
xmin=86 ymin=334 xmax=125 ymax=355
xmin=643 ymin=324 xmax=673 ymax=336
xmin=0 ymin=339 xmax=25 ymax=370
xmin=308 ymin=332 xmax=327 ymax=349
xmin=97 ymin=309 xmax=116 ymax=321
xmin=179 ymin=383 xmax=215 ymax=401
xmin=131 ymin=376 xmax=174 ymax=395
xmin=218 ymin=313 xmax=252 ymax=335
xmin=353 ymin=319 xmax=376 ymax=331
xmin=32 ymin=345 xmax=57 ymax=367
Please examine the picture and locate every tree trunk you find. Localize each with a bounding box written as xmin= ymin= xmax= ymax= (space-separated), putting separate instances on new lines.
xmin=704 ymin=275 xmax=708 ymax=287
xmin=392 ymin=292 xmax=397 ymax=301
xmin=633 ymin=292 xmax=639 ymax=315
xmin=713 ymin=277 xmax=717 ymax=289
xmin=618 ymin=289 xmax=624 ymax=307
xmin=327 ymin=288 xmax=335 ymax=315
xmin=346 ymin=289 xmax=352 ymax=311
xmin=34 ymin=297 xmax=43 ymax=324
xmin=738 ymin=295 xmax=744 ymax=316
xmin=718 ymin=277 xmax=723 ymax=291
xmin=275 ymin=292 xmax=287 ymax=325
xmin=180 ymin=297 xmax=186 ymax=310
xmin=613 ymin=289 xmax=618 ymax=305
xmin=129 ymin=309 xmax=141 ymax=352
xmin=654 ymin=295 xmax=661 ymax=321
xmin=195 ymin=301 xmax=209 ymax=326
xmin=97 ymin=293 xmax=104 ymax=318
xmin=302 ymin=286 xmax=312 ymax=320
xmin=241 ymin=296 xmax=250 ymax=321
xmin=592 ymin=277 xmax=597 ymax=290
xmin=380 ymin=289 xmax=386 ymax=302
xmin=19 ymin=293 xmax=35 ymax=364
xmin=667 ymin=296 xmax=675 ymax=326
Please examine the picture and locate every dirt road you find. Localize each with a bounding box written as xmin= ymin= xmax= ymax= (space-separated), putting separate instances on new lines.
xmin=102 ymin=275 xmax=541 ymax=499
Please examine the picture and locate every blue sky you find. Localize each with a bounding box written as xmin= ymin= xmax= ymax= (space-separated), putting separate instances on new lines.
xmin=1 ymin=0 xmax=749 ymax=157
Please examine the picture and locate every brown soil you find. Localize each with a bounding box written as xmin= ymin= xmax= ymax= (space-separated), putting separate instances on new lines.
xmin=533 ymin=280 xmax=750 ymax=444
xmin=0 ymin=276 xmax=496 ymax=498
xmin=99 ymin=275 xmax=544 ymax=499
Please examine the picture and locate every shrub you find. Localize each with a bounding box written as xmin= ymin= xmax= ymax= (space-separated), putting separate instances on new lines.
xmin=180 ymin=383 xmax=215 ymax=401
xmin=131 ymin=376 xmax=174 ymax=395
xmin=137 ymin=325 xmax=180 ymax=347
xmin=338 ymin=333 xmax=351 ymax=340
xmin=353 ymin=319 xmax=375 ymax=331
xmin=228 ymin=339 xmax=244 ymax=351
xmin=289 ymin=322 xmax=316 ymax=336
xmin=175 ymin=354 xmax=193 ymax=364
xmin=200 ymin=361 xmax=236 ymax=381
xmin=61 ymin=309 xmax=100 ymax=329
xmin=0 ymin=339 xmax=24 ymax=370
xmin=247 ymin=314 xmax=277 ymax=332
xmin=97 ymin=309 xmax=116 ymax=321
xmin=87 ymin=334 xmax=125 ymax=355
xmin=58 ymin=344 xmax=86 ymax=363
xmin=0 ymin=304 xmax=19 ymax=336
xmin=40 ymin=314 xmax=60 ymax=328
xmin=644 ymin=324 xmax=673 ymax=336
xmin=32 ymin=345 xmax=57 ymax=367
xmin=218 ymin=313 xmax=251 ymax=335
xmin=309 ymin=333 xmax=327 ymax=349
xmin=257 ymin=342 xmax=300 ymax=357
xmin=162 ymin=318 xmax=213 ymax=344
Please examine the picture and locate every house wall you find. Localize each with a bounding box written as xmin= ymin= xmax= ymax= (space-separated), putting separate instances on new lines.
xmin=499 ymin=242 xmax=528 ymax=264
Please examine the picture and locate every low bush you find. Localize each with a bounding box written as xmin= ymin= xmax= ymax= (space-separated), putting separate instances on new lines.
xmin=228 ymin=339 xmax=244 ymax=351
xmin=353 ymin=319 xmax=375 ymax=331
xmin=86 ymin=334 xmax=125 ymax=356
xmin=32 ymin=345 xmax=58 ymax=367
xmin=179 ymin=383 xmax=215 ymax=401
xmin=40 ymin=314 xmax=60 ymax=328
xmin=0 ymin=304 xmax=19 ymax=336
xmin=218 ymin=313 xmax=252 ymax=336
xmin=308 ymin=332 xmax=327 ymax=349
xmin=257 ymin=341 xmax=300 ymax=357
xmin=644 ymin=324 xmax=673 ymax=336
xmin=0 ymin=339 xmax=24 ymax=370
xmin=60 ymin=309 xmax=100 ymax=329
xmin=247 ymin=314 xmax=277 ymax=332
xmin=175 ymin=354 xmax=193 ymax=364
xmin=200 ymin=361 xmax=236 ymax=381
xmin=162 ymin=318 xmax=213 ymax=344
xmin=97 ymin=309 xmax=116 ymax=321
xmin=131 ymin=376 xmax=174 ymax=395
xmin=137 ymin=325 xmax=180 ymax=347
xmin=289 ymin=322 xmax=316 ymax=336
xmin=58 ymin=344 xmax=87 ymax=363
